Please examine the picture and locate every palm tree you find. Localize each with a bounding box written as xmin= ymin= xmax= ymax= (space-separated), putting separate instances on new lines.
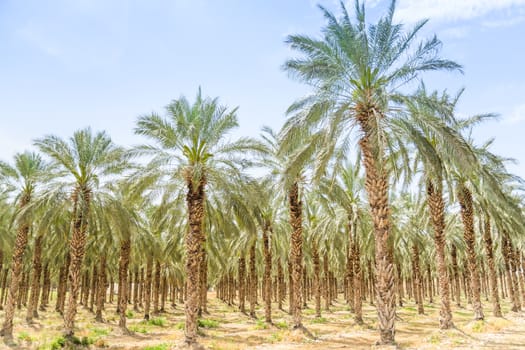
xmin=35 ymin=128 xmax=127 ymax=339
xmin=395 ymin=87 xmax=486 ymax=328
xmin=282 ymin=1 xmax=460 ymax=344
xmin=0 ymin=152 xmax=48 ymax=341
xmin=134 ymin=88 xmax=262 ymax=347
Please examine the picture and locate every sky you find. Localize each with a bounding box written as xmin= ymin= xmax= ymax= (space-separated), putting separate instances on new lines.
xmin=1 ymin=0 xmax=525 ymax=178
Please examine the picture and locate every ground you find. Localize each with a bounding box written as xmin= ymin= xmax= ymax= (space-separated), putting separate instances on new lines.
xmin=1 ymin=292 xmax=525 ymax=349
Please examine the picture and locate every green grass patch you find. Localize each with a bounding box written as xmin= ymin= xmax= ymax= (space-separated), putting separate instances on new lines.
xmin=142 ymin=317 xmax=167 ymax=327
xmin=269 ymin=332 xmax=284 ymax=343
xmin=274 ymin=320 xmax=289 ymax=329
xmin=49 ymin=336 xmax=65 ymax=350
xmin=126 ymin=310 xmax=135 ymax=318
xmin=198 ymin=318 xmax=220 ymax=328
xmin=471 ymin=320 xmax=485 ymax=333
xmin=129 ymin=324 xmax=149 ymax=334
xmin=89 ymin=327 xmax=110 ymax=337
xmin=17 ymin=331 xmax=34 ymax=342
xmin=303 ymin=308 xmax=316 ymax=315
xmin=254 ymin=319 xmax=270 ymax=330
xmin=175 ymin=322 xmax=185 ymax=330
xmin=142 ymin=344 xmax=169 ymax=350
xmin=310 ymin=317 xmax=328 ymax=324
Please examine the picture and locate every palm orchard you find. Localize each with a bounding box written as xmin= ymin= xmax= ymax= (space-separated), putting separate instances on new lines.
xmin=1 ymin=1 xmax=525 ymax=349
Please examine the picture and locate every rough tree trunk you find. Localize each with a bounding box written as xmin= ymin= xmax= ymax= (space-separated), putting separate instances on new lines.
xmin=427 ymin=179 xmax=453 ymax=328
xmin=27 ymin=232 xmax=44 ymax=322
xmin=118 ymin=238 xmax=131 ymax=331
xmin=0 ymin=193 xmax=31 ymax=341
xmin=312 ymin=243 xmax=321 ymax=318
xmin=457 ymin=185 xmax=484 ymax=320
xmin=63 ymin=186 xmax=91 ymax=339
xmin=184 ymin=176 xmax=206 ymax=345
xmin=238 ymin=256 xmax=246 ymax=313
xmin=483 ymin=216 xmax=502 ymax=317
xmin=289 ymin=182 xmax=303 ymax=329
xmin=263 ymin=222 xmax=272 ymax=323
xmin=357 ymin=108 xmax=395 ymax=345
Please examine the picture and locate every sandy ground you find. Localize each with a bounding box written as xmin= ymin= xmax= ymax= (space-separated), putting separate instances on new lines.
xmin=1 ymin=292 xmax=524 ymax=349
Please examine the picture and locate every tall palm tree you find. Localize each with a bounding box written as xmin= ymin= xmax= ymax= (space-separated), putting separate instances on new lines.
xmin=395 ymin=87 xmax=486 ymax=328
xmin=282 ymin=0 xmax=460 ymax=344
xmin=0 ymin=152 xmax=48 ymax=341
xmin=35 ymin=128 xmax=127 ymax=339
xmin=134 ymin=88 xmax=262 ymax=347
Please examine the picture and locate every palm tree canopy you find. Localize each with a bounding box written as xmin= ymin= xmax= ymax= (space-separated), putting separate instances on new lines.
xmin=34 ymin=128 xmax=127 ymax=189
xmin=134 ymin=88 xmax=264 ymax=188
xmin=0 ymin=151 xmax=49 ymax=198
xmin=281 ymin=0 xmax=461 ymax=179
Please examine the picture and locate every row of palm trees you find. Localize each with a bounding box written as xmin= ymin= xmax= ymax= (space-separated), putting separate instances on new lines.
xmin=0 ymin=1 xmax=524 ymax=348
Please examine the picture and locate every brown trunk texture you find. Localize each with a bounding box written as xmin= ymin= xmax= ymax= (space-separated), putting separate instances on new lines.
xmin=289 ymin=182 xmax=303 ymax=329
xmin=483 ymin=216 xmax=502 ymax=317
xmin=457 ymin=185 xmax=484 ymax=320
xmin=427 ymin=180 xmax=453 ymax=328
xmin=184 ymin=176 xmax=205 ymax=345
xmin=357 ymin=110 xmax=395 ymax=344
xmin=1 ymin=193 xmax=31 ymax=340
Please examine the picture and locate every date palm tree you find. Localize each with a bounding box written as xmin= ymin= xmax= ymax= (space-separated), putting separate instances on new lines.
xmin=35 ymin=128 xmax=128 ymax=340
xmin=0 ymin=152 xmax=48 ymax=342
xmin=134 ymin=88 xmax=262 ymax=347
xmin=282 ymin=0 xmax=460 ymax=344
xmin=395 ymin=86 xmax=487 ymax=328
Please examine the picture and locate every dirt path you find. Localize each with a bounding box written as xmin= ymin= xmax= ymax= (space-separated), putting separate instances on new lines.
xmin=1 ymin=294 xmax=524 ymax=349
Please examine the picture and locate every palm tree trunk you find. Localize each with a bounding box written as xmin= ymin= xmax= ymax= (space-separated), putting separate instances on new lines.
xmin=199 ymin=253 xmax=208 ymax=315
xmin=357 ymin=116 xmax=395 ymax=345
xmin=323 ymin=252 xmax=330 ymax=311
xmin=249 ymin=242 xmax=257 ymax=318
xmin=95 ymin=254 xmax=107 ymax=322
xmin=482 ymin=216 xmax=502 ymax=317
xmin=288 ymin=259 xmax=293 ymax=314
xmin=427 ymin=179 xmax=453 ymax=328
xmin=89 ymin=265 xmax=97 ymax=311
xmin=133 ymin=268 xmax=140 ymax=312
xmin=144 ymin=256 xmax=153 ymax=320
xmin=513 ymin=248 xmax=524 ymax=308
xmin=63 ymin=186 xmax=92 ymax=338
xmin=238 ymin=256 xmax=246 ymax=313
xmin=139 ymin=267 xmax=144 ymax=308
xmin=346 ymin=217 xmax=355 ymax=311
xmin=184 ymin=177 xmax=206 ymax=345
xmin=40 ymin=263 xmax=50 ymax=311
xmin=56 ymin=253 xmax=70 ymax=314
xmin=451 ymin=245 xmax=461 ymax=307
xmin=263 ymin=222 xmax=272 ymax=323
xmin=153 ymin=261 xmax=161 ymax=315
xmin=0 ymin=193 xmax=31 ymax=341
xmin=353 ymin=234 xmax=363 ymax=324
xmin=457 ymin=185 xmax=484 ymax=320
xmin=118 ymin=238 xmax=131 ymax=331
xmin=26 ymin=232 xmax=44 ymax=322
xmin=312 ymin=242 xmax=321 ymax=318
xmin=412 ymin=245 xmax=424 ymax=315
xmin=503 ymin=233 xmax=521 ymax=311
xmin=288 ymin=182 xmax=303 ymax=329
xmin=278 ymin=260 xmax=284 ymax=310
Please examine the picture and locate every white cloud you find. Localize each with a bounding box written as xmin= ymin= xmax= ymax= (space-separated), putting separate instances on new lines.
xmin=505 ymin=104 xmax=525 ymax=124
xmin=482 ymin=14 xmax=525 ymax=27
xmin=395 ymin=0 xmax=525 ymax=23
xmin=440 ymin=26 xmax=470 ymax=39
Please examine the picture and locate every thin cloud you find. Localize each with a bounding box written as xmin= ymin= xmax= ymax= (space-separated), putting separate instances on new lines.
xmin=394 ymin=0 xmax=525 ymax=23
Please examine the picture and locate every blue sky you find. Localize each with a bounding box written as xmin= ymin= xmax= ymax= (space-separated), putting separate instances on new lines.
xmin=1 ymin=0 xmax=525 ymax=177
